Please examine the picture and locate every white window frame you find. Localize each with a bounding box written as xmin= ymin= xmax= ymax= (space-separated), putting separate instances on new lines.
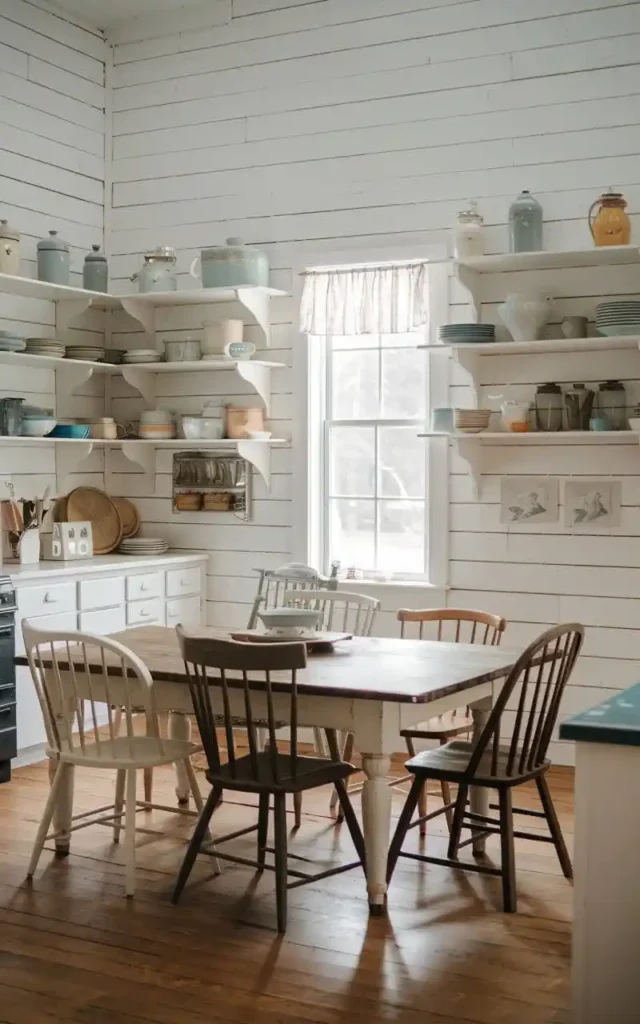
xmin=293 ymin=244 xmax=450 ymax=588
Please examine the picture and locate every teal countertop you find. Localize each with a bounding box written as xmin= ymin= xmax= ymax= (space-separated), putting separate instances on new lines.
xmin=560 ymin=682 xmax=640 ymax=747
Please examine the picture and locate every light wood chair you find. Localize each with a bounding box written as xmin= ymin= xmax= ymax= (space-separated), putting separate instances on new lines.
xmin=173 ymin=627 xmax=366 ymax=933
xmin=247 ymin=564 xmax=331 ymax=629
xmin=22 ymin=621 xmax=204 ymax=897
xmin=397 ymin=608 xmax=507 ymax=834
xmin=387 ymin=623 xmax=584 ymax=913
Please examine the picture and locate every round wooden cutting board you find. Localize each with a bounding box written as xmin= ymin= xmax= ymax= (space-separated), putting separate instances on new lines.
xmin=66 ymin=487 xmax=122 ymax=555
xmin=111 ymin=495 xmax=140 ymax=539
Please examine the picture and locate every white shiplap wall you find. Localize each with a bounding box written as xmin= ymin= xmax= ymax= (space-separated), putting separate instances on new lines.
xmin=107 ymin=0 xmax=640 ymax=763
xmin=0 ymin=0 xmax=108 ymax=500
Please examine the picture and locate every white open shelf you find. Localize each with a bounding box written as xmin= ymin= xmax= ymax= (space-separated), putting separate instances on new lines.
xmin=421 ymin=335 xmax=640 ymax=356
xmin=455 ymin=245 xmax=640 ymax=274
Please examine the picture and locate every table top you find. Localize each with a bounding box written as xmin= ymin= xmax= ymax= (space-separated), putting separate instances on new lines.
xmin=560 ymin=682 xmax=640 ymax=748
xmin=42 ymin=626 xmax=517 ymax=705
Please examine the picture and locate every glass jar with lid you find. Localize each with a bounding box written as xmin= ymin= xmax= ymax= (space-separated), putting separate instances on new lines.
xmin=598 ymin=379 xmax=627 ymax=430
xmin=508 ymin=190 xmax=543 ymax=253
xmin=131 ymin=246 xmax=178 ymax=293
xmin=535 ymin=383 xmax=563 ymax=432
xmin=453 ymin=201 xmax=485 ymax=259
xmin=0 ymin=219 xmax=20 ymax=276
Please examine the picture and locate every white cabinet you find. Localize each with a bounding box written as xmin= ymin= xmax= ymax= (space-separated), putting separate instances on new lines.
xmin=15 ymin=610 xmax=78 ymax=656
xmin=17 ymin=582 xmax=76 ymax=619
xmin=80 ymin=606 xmax=126 ymax=635
xmin=126 ymin=572 xmax=164 ymax=602
xmin=15 ymin=665 xmax=46 ymax=753
xmin=127 ymin=598 xmax=163 ymax=626
xmin=166 ymin=595 xmax=201 ymax=628
xmin=166 ymin=567 xmax=201 ymax=598
xmin=79 ymin=576 xmax=125 ymax=611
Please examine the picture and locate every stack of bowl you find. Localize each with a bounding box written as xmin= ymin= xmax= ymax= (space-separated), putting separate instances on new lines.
xmin=596 ymin=300 xmax=640 ymax=337
xmin=454 ymin=408 xmax=492 ymax=434
xmin=138 ymin=410 xmax=176 ymax=439
xmin=21 ymin=405 xmax=57 ymax=437
xmin=439 ymin=323 xmax=496 ymax=345
xmin=0 ymin=330 xmax=26 ymax=352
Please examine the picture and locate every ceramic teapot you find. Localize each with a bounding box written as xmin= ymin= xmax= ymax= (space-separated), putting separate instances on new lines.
xmin=498 ymin=293 xmax=553 ymax=343
xmin=588 ymin=190 xmax=631 ymax=247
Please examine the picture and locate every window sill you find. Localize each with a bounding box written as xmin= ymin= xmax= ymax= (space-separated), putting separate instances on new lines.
xmin=338 ymin=579 xmax=449 ymax=590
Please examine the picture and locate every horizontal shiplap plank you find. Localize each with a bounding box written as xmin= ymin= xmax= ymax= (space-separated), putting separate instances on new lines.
xmin=2 ymin=0 xmax=106 ymax=61
xmin=28 ymin=56 xmax=105 ymax=110
xmin=0 ymin=95 xmax=103 ymax=156
xmin=0 ymin=14 xmax=103 ymax=82
xmin=0 ymin=121 xmax=103 ymax=179
xmin=0 ymin=68 xmax=104 ymax=132
xmin=450 ymin=561 xmax=640 ymax=600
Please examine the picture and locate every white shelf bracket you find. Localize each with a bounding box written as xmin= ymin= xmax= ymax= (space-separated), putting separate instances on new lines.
xmin=121 ymin=366 xmax=157 ymax=406
xmin=57 ymin=363 xmax=96 ymax=399
xmin=453 ymin=263 xmax=481 ymax=323
xmin=454 ymin=348 xmax=481 ymax=406
xmin=236 ymin=287 xmax=270 ymax=346
xmin=455 ymin=438 xmax=484 ymax=500
xmin=237 ymin=440 xmax=271 ymax=487
xmin=56 ymin=297 xmax=93 ymax=338
xmin=235 ymin=361 xmax=271 ymax=413
xmin=120 ymin=297 xmax=155 ymax=335
xmin=119 ymin=442 xmax=156 ymax=476
xmin=55 ymin=441 xmax=95 ymax=491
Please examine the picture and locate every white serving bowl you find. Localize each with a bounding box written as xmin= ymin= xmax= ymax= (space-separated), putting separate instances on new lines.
xmin=199 ymin=417 xmax=224 ymax=439
xmin=21 ymin=417 xmax=57 ymax=437
xmin=628 ymin=418 xmax=640 ymax=432
xmin=247 ymin=430 xmax=272 ymax=440
xmin=180 ymin=416 xmax=202 ymax=439
xmin=257 ymin=607 xmax=322 ymax=633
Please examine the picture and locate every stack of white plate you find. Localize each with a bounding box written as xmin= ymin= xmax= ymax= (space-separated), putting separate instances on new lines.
xmin=118 ymin=537 xmax=169 ymax=555
xmin=596 ymin=301 xmax=640 ymax=337
xmin=122 ymin=349 xmax=163 ymax=364
xmin=65 ymin=345 xmax=106 ymax=362
xmin=0 ymin=331 xmax=26 ymax=352
xmin=439 ymin=323 xmax=496 ymax=345
xmin=26 ymin=338 xmax=66 ymax=358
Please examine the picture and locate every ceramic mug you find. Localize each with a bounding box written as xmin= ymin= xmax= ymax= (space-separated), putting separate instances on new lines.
xmin=589 ymin=416 xmax=610 ymax=432
xmin=561 ymin=316 xmax=588 ymax=339
xmin=90 ymin=419 xmax=130 ymax=440
xmin=431 ymin=407 xmax=454 ymax=433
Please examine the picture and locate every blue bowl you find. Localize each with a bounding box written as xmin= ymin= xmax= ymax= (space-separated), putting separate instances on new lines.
xmin=49 ymin=424 xmax=91 ymax=439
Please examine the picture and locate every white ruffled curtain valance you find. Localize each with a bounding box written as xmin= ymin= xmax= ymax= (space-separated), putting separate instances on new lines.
xmin=299 ymin=262 xmax=429 ymax=336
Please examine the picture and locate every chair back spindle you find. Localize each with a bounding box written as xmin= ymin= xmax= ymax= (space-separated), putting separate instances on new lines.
xmin=397 ymin=608 xmax=506 ymax=646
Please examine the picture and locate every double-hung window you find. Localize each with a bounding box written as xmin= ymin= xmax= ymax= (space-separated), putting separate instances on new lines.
xmin=298 ymin=252 xmax=448 ymax=585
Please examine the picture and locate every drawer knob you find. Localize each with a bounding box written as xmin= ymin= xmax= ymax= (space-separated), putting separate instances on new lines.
xmin=140 ymin=609 xmax=150 ymax=617
xmin=180 ymin=579 xmax=187 ymax=587
xmin=140 ymin=583 xmax=149 ymax=592
xmin=43 ymin=593 xmax=56 ymax=604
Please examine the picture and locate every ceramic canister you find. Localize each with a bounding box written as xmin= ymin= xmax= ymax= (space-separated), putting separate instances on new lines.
xmin=191 ymin=238 xmax=269 ymax=289
xmin=202 ymin=319 xmax=244 ymax=356
xmin=83 ymin=245 xmax=108 ymax=292
xmin=37 ymin=230 xmax=70 ymax=286
xmin=508 ymin=190 xmax=543 ymax=253
xmin=131 ymin=247 xmax=178 ymax=293
xmin=0 ymin=219 xmax=20 ymax=276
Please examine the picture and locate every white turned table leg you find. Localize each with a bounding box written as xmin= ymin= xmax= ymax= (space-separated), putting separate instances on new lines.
xmin=50 ymin=757 xmax=74 ymax=856
xmin=361 ymin=753 xmax=392 ymax=914
xmin=470 ymin=698 xmax=492 ymax=855
xmin=169 ymin=712 xmax=192 ymax=804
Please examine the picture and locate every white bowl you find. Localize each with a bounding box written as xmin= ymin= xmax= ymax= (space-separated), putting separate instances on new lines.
xmin=247 ymin=430 xmax=272 ymax=440
xmin=180 ymin=416 xmax=202 ymax=440
xmin=629 ymin=418 xmax=640 ymax=432
xmin=21 ymin=417 xmax=57 ymax=437
xmin=258 ymin=607 xmax=322 ymax=631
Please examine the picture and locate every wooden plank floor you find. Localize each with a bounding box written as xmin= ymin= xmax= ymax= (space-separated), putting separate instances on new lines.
xmin=0 ymin=758 xmax=573 ymax=1024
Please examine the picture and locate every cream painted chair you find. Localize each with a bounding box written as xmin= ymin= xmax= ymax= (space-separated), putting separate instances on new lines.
xmin=23 ymin=621 xmax=205 ymax=897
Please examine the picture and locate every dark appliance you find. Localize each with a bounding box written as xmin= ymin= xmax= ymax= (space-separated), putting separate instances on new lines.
xmin=0 ymin=575 xmax=17 ymax=783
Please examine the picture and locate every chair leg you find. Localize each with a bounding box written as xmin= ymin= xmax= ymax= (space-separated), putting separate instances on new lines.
xmin=447 ymin=783 xmax=469 ymax=860
xmin=172 ymin=786 xmax=221 ymax=904
xmin=386 ymin=776 xmax=423 ymax=883
xmin=333 ymin=778 xmax=366 ymax=868
xmin=273 ymin=792 xmax=288 ymax=933
xmin=536 ymin=774 xmax=573 ymax=880
xmin=440 ymin=780 xmax=454 ymax=831
xmin=498 ymin=788 xmax=517 ymax=913
xmin=292 ymin=792 xmax=302 ymax=830
xmin=27 ymin=762 xmax=67 ymax=878
xmin=257 ymin=792 xmax=269 ymax=870
xmin=124 ymin=769 xmax=137 ymax=898
xmin=143 ymin=768 xmax=153 ymax=809
xmin=405 ymin=736 xmax=428 ymax=837
xmin=113 ymin=768 xmax=126 ymax=844
xmin=329 ymin=731 xmax=351 ymax=819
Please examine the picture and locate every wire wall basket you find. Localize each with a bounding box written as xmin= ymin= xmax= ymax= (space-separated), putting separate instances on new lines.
xmin=172 ymin=452 xmax=252 ymax=522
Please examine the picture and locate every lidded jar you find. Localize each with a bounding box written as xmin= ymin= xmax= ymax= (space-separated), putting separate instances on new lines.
xmin=508 ymin=190 xmax=543 ymax=253
xmin=0 ymin=218 xmax=20 ymax=276
xmin=83 ymin=244 xmax=108 ymax=292
xmin=598 ymin=379 xmax=626 ymax=430
xmin=191 ymin=237 xmax=269 ymax=289
xmin=37 ymin=230 xmax=70 ymax=286
xmin=535 ymin=383 xmax=563 ymax=432
xmin=131 ymin=246 xmax=178 ymax=293
xmin=589 ymin=189 xmax=631 ymax=247
xmin=453 ymin=201 xmax=485 ymax=259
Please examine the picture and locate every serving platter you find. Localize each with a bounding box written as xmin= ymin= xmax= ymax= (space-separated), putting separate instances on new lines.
xmin=231 ymin=630 xmax=352 ymax=652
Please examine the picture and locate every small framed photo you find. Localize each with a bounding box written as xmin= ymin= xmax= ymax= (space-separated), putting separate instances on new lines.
xmin=564 ymin=480 xmax=621 ymax=529
xmin=500 ymin=477 xmax=559 ymax=524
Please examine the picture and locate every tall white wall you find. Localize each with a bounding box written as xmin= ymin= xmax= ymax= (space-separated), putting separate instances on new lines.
xmin=105 ymin=0 xmax=640 ymax=763
xmin=0 ymin=0 xmax=108 ymax=499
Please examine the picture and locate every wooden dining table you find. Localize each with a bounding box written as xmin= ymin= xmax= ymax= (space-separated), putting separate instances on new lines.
xmin=18 ymin=625 xmax=520 ymax=913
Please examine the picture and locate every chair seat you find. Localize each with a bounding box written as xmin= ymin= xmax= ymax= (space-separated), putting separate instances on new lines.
xmin=53 ymin=735 xmax=200 ymax=770
xmin=406 ymin=740 xmax=550 ymax=786
xmin=401 ymin=711 xmax=474 ymax=740
xmin=206 ymin=751 xmax=356 ymax=794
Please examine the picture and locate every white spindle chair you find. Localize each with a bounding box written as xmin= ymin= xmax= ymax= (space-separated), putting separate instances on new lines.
xmin=283 ymin=589 xmax=380 ymax=819
xmin=23 ymin=621 xmax=205 ymax=897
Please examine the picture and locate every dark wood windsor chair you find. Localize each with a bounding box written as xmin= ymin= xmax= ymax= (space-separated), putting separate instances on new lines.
xmin=172 ymin=626 xmax=366 ymax=932
xmin=387 ymin=623 xmax=584 ymax=913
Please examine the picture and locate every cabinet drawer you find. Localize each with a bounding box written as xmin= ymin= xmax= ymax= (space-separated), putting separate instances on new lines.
xmin=127 ymin=599 xmax=163 ymax=626
xmin=15 ymin=611 xmax=78 ymax=656
xmin=79 ymin=576 xmax=125 ymax=611
xmin=126 ymin=572 xmax=163 ymax=602
xmin=166 ymin=595 xmax=201 ymax=628
xmin=0 ymin=702 xmax=16 ymax=732
xmin=80 ymin=606 xmax=126 ymax=636
xmin=0 ymin=725 xmax=17 ymax=762
xmin=166 ymin=567 xmax=201 ymax=598
xmin=18 ymin=582 xmax=76 ymax=620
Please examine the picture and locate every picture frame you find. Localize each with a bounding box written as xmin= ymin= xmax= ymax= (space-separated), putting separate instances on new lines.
xmin=563 ymin=480 xmax=621 ymax=529
xmin=500 ymin=477 xmax=559 ymax=525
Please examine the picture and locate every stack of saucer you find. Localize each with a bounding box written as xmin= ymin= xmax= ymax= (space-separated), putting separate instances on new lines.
xmin=65 ymin=344 xmax=106 ymax=362
xmin=439 ymin=323 xmax=496 ymax=345
xmin=596 ymin=301 xmax=640 ymax=337
xmin=0 ymin=330 xmax=26 ymax=352
xmin=122 ymin=349 xmax=163 ymax=364
xmin=118 ymin=536 xmax=169 ymax=555
xmin=26 ymin=337 xmax=66 ymax=358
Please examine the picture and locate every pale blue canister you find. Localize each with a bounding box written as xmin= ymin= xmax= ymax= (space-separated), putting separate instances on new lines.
xmin=508 ymin=190 xmax=543 ymax=253
xmin=190 ymin=237 xmax=269 ymax=289
xmin=37 ymin=230 xmax=70 ymax=286
xmin=83 ymin=244 xmax=108 ymax=292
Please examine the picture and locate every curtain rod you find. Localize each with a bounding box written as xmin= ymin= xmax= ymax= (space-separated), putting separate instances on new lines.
xmin=299 ymin=260 xmax=431 ymax=276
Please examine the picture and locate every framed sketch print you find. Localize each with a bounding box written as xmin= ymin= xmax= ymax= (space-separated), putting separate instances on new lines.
xmin=564 ymin=480 xmax=621 ymax=529
xmin=500 ymin=477 xmax=559 ymax=525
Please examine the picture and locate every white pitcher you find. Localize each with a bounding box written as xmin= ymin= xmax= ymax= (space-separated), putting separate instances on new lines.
xmin=498 ymin=293 xmax=553 ymax=343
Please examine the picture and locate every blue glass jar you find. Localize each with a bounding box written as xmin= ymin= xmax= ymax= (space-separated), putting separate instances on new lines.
xmin=508 ymin=191 xmax=543 ymax=253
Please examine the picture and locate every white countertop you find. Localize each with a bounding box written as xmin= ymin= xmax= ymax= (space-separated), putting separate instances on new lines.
xmin=5 ymin=552 xmax=208 ymax=583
